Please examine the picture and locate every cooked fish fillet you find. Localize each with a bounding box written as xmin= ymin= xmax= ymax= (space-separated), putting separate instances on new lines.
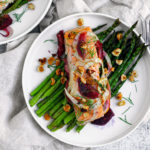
xmin=64 ymin=26 xmax=111 ymax=124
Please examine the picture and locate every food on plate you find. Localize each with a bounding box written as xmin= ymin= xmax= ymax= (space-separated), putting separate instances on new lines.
xmin=64 ymin=26 xmax=111 ymax=124
xmin=29 ymin=18 xmax=147 ymax=133
xmin=0 ymin=0 xmax=34 ymax=37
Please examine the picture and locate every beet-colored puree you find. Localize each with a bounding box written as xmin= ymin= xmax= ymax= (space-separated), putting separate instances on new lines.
xmin=92 ymin=109 xmax=114 ymax=126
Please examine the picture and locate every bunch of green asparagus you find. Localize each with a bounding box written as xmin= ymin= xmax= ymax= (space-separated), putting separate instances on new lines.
xmin=29 ymin=19 xmax=146 ymax=133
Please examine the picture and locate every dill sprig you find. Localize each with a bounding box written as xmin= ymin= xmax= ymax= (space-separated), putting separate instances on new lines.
xmin=123 ymin=92 xmax=134 ymax=105
xmin=44 ymin=39 xmax=57 ymax=44
xmin=122 ymin=106 xmax=132 ymax=115
xmin=13 ymin=7 xmax=27 ymax=22
xmin=119 ymin=115 xmax=132 ymax=125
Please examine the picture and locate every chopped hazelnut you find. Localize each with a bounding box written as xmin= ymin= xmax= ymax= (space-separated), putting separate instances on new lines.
xmin=81 ymin=77 xmax=86 ymax=84
xmin=63 ymin=104 xmax=71 ymax=112
xmin=116 ymin=59 xmax=123 ymax=65
xmin=39 ymin=57 xmax=47 ymax=65
xmin=48 ymin=57 xmax=55 ymax=65
xmin=61 ymin=77 xmax=66 ymax=84
xmin=117 ymin=100 xmax=126 ymax=106
xmin=56 ymin=59 xmax=61 ymax=66
xmin=77 ymin=18 xmax=84 ymax=26
xmin=111 ymin=67 xmax=115 ymax=72
xmin=112 ymin=48 xmax=122 ymax=57
xmin=116 ymin=92 xmax=122 ymax=100
xmin=83 ymin=105 xmax=89 ymax=110
xmin=51 ymin=78 xmax=55 ymax=85
xmin=44 ymin=113 xmax=51 ymax=120
xmin=56 ymin=68 xmax=61 ymax=76
xmin=117 ymin=33 xmax=123 ymax=41
xmin=121 ymin=74 xmax=127 ymax=81
xmin=37 ymin=65 xmax=44 ymax=72
xmin=78 ymin=66 xmax=85 ymax=73
xmin=82 ymin=98 xmax=87 ymax=103
xmin=104 ymin=68 xmax=108 ymax=74
xmin=28 ymin=3 xmax=35 ymax=10
xmin=68 ymin=32 xmax=76 ymax=39
xmin=131 ymin=70 xmax=138 ymax=77
xmin=61 ymin=72 xmax=64 ymax=76
xmin=129 ymin=75 xmax=135 ymax=82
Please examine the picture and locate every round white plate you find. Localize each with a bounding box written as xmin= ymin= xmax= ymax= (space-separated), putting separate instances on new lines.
xmin=0 ymin=0 xmax=52 ymax=45
xmin=22 ymin=13 xmax=150 ymax=147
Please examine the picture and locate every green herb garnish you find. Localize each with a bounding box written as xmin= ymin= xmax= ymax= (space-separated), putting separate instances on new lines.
xmin=119 ymin=115 xmax=132 ymax=125
xmin=123 ymin=92 xmax=134 ymax=105
xmin=122 ymin=106 xmax=131 ymax=115
xmin=44 ymin=39 xmax=57 ymax=44
xmin=13 ymin=7 xmax=27 ymax=22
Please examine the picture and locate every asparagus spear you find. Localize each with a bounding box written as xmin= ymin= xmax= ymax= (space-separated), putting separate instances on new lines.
xmin=30 ymin=61 xmax=64 ymax=96
xmin=35 ymin=87 xmax=65 ymax=115
xmin=50 ymin=122 xmax=65 ymax=132
xmin=37 ymin=97 xmax=49 ymax=108
xmin=111 ymin=49 xmax=146 ymax=97
xmin=76 ymin=125 xmax=85 ymax=133
xmin=64 ymin=111 xmax=76 ymax=124
xmin=48 ymin=108 xmax=73 ymax=130
xmin=97 ymin=19 xmax=120 ymax=42
xmin=66 ymin=119 xmax=77 ymax=132
xmin=52 ymin=107 xmax=64 ymax=119
xmin=49 ymin=98 xmax=67 ymax=116
xmin=1 ymin=0 xmax=23 ymax=15
xmin=41 ymin=78 xmax=62 ymax=99
xmin=92 ymin=24 xmax=107 ymax=32
xmin=110 ymin=44 xmax=146 ymax=89
xmin=38 ymin=95 xmax=65 ymax=117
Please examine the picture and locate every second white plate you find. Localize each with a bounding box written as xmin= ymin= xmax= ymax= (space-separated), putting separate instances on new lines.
xmin=0 ymin=0 xmax=52 ymax=45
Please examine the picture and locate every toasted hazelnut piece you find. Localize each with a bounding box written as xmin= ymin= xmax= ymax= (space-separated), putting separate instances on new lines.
xmin=39 ymin=57 xmax=47 ymax=65
xmin=83 ymin=105 xmax=89 ymax=110
xmin=104 ymin=68 xmax=108 ymax=74
xmin=116 ymin=92 xmax=122 ymax=100
xmin=80 ymin=42 xmax=87 ymax=49
xmin=129 ymin=75 xmax=135 ymax=82
xmin=56 ymin=59 xmax=61 ymax=66
xmin=78 ymin=66 xmax=85 ymax=73
xmin=83 ymin=112 xmax=89 ymax=118
xmin=48 ymin=57 xmax=55 ymax=65
xmin=68 ymin=32 xmax=76 ymax=39
xmin=117 ymin=33 xmax=123 ymax=41
xmin=61 ymin=77 xmax=66 ymax=84
xmin=63 ymin=104 xmax=71 ymax=112
xmin=56 ymin=68 xmax=61 ymax=76
xmin=111 ymin=67 xmax=115 ymax=72
xmin=117 ymin=100 xmax=126 ymax=106
xmin=77 ymin=18 xmax=84 ymax=26
xmin=61 ymin=72 xmax=64 ymax=76
xmin=28 ymin=3 xmax=35 ymax=10
xmin=81 ymin=77 xmax=86 ymax=84
xmin=44 ymin=113 xmax=51 ymax=120
xmin=131 ymin=70 xmax=138 ymax=77
xmin=121 ymin=74 xmax=127 ymax=81
xmin=116 ymin=59 xmax=123 ymax=65
xmin=82 ymin=98 xmax=87 ymax=103
xmin=37 ymin=65 xmax=44 ymax=72
xmin=51 ymin=78 xmax=55 ymax=85
xmin=76 ymin=97 xmax=82 ymax=100
xmin=112 ymin=48 xmax=122 ymax=57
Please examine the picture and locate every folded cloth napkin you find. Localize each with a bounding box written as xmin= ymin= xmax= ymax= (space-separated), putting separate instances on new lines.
xmin=1 ymin=0 xmax=150 ymax=150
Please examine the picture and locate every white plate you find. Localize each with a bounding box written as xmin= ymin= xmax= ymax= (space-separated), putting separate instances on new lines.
xmin=22 ymin=13 xmax=150 ymax=147
xmin=0 ymin=0 xmax=52 ymax=45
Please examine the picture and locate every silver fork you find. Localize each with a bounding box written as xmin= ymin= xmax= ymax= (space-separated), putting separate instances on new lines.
xmin=140 ymin=14 xmax=150 ymax=46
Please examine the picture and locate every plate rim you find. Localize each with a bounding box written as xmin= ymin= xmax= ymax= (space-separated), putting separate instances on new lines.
xmin=0 ymin=0 xmax=52 ymax=45
xmin=22 ymin=12 xmax=150 ymax=147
